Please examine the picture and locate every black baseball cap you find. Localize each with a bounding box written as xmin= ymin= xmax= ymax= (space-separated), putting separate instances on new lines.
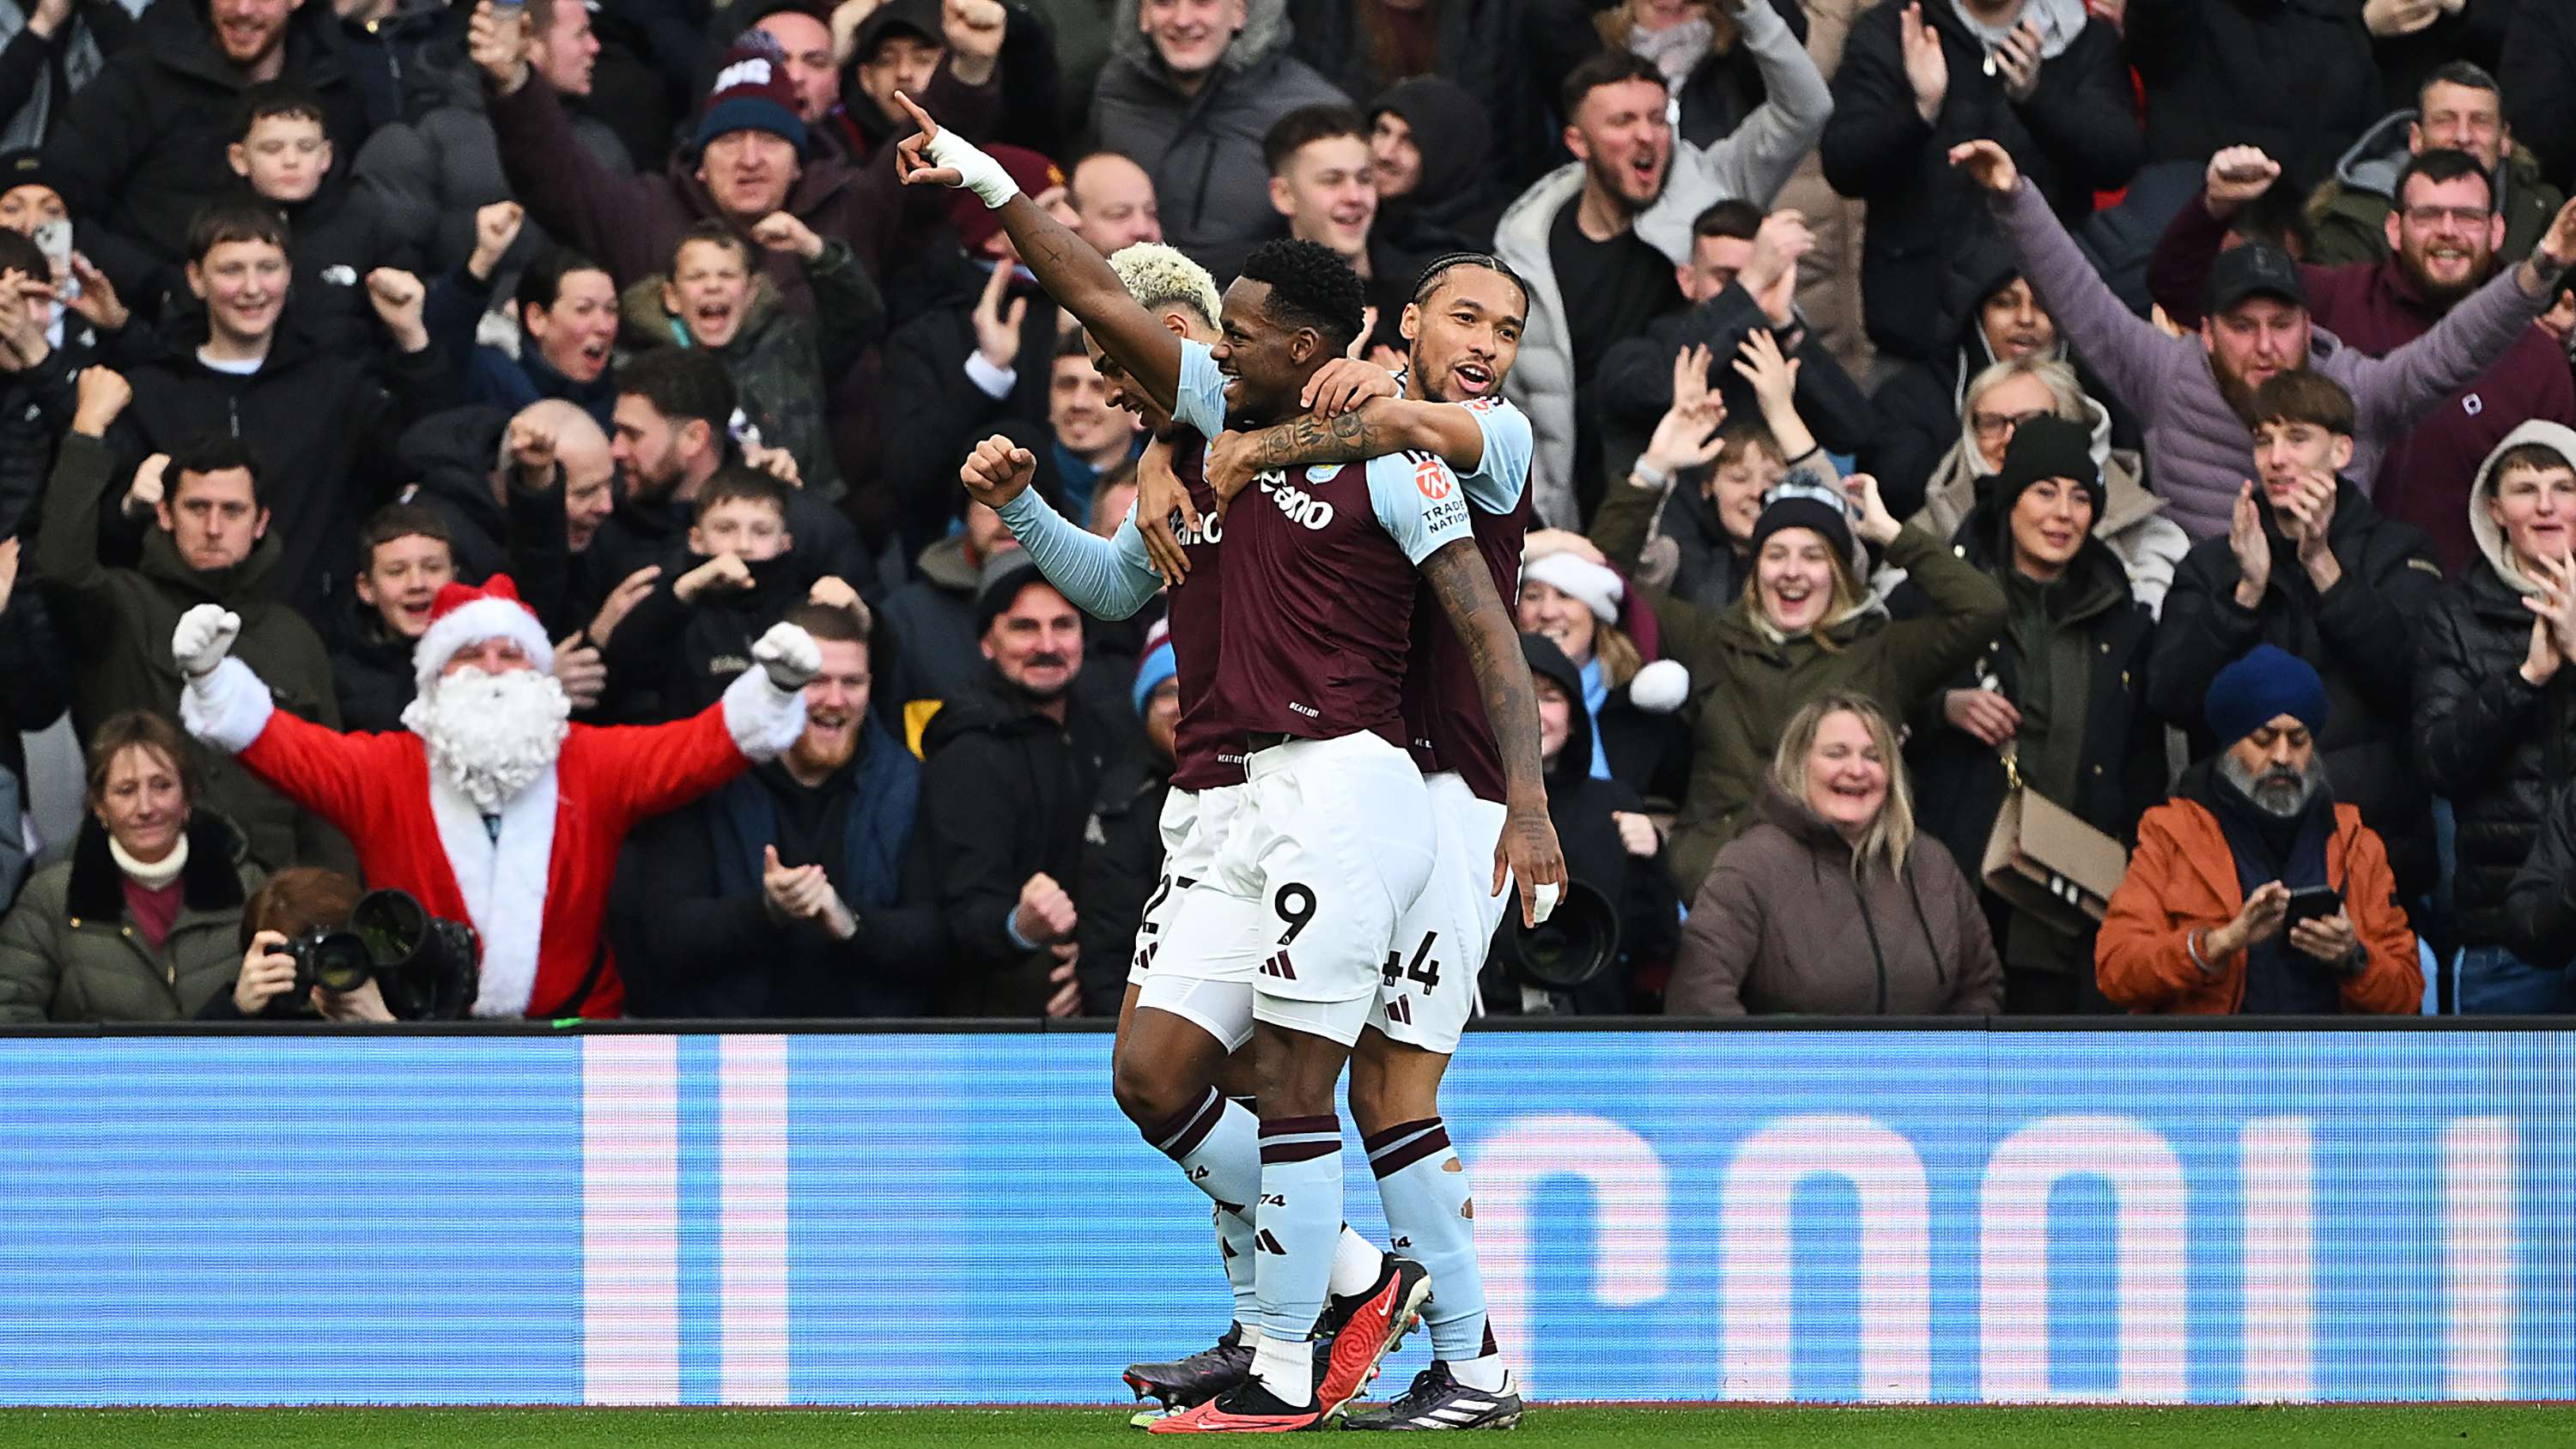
xmin=852 ymin=0 xmax=939 ymax=63
xmin=2208 ymin=242 xmax=2306 ymax=316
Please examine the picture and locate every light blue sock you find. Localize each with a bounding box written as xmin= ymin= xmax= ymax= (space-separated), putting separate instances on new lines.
xmin=1252 ymin=1113 xmax=1346 ymax=1404
xmin=1148 ymin=1088 xmax=1262 ymax=1329
xmin=1367 ymin=1116 xmax=1492 ymax=1365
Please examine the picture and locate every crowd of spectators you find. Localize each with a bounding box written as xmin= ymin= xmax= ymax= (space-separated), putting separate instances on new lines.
xmin=3 ymin=0 xmax=2576 ymax=1025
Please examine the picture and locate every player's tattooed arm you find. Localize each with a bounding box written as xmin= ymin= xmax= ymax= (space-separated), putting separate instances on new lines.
xmin=1419 ymin=537 xmax=1569 ymax=926
xmin=1206 ymin=401 xmax=1489 ymax=508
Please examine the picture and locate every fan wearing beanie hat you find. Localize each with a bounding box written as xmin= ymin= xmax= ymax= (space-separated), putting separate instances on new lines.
xmin=687 ymin=30 xmax=816 ymax=227
xmin=1976 ymin=415 xmax=2103 ymax=575
xmin=699 ymin=32 xmax=811 ymax=158
xmin=167 ymin=585 xmax=824 ymax=1021
xmin=2097 ymin=638 xmax=2425 ymax=1016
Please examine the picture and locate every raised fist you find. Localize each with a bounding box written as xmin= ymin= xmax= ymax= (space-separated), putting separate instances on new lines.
xmin=750 ymin=211 xmax=825 ymax=261
xmin=753 ymin=621 xmax=823 ymax=691
xmin=173 ymin=603 xmax=241 ymax=678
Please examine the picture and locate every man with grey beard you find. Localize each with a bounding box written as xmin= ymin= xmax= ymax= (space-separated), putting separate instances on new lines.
xmin=2096 ymin=645 xmax=2424 ymax=1016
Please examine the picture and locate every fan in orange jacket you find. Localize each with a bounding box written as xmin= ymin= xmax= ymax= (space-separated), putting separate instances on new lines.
xmin=2098 ymin=644 xmax=2421 ymax=1015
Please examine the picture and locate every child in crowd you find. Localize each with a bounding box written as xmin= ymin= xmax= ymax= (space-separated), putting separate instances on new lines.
xmin=225 ymin=82 xmax=415 ymax=353
xmin=618 ymin=216 xmax=883 ymax=502
xmin=600 ymin=467 xmax=858 ymax=721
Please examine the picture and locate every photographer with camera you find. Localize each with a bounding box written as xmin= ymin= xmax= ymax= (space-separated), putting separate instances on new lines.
xmin=208 ymin=868 xmax=395 ymax=1022
xmin=1484 ymin=634 xmax=1680 ymax=1016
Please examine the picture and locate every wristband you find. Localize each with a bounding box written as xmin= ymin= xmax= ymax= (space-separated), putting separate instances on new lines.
xmin=927 ymin=129 xmax=1020 ymax=209
xmin=1630 ymin=460 xmax=1670 ymax=491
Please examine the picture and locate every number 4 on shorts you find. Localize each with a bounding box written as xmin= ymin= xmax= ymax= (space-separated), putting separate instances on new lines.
xmin=1381 ymin=931 xmax=1440 ymax=991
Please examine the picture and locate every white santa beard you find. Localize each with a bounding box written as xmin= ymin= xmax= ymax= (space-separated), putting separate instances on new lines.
xmin=403 ymin=667 xmax=573 ymax=815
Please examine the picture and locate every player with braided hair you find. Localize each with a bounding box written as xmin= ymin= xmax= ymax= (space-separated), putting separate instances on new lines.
xmin=900 ymin=92 xmax=1563 ymax=1433
xmin=1178 ymin=247 xmax=1542 ymax=1431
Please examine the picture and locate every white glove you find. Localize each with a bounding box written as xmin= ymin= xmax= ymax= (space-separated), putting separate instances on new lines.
xmin=927 ymin=128 xmax=1020 ymax=209
xmin=173 ymin=604 xmax=241 ymax=678
xmin=752 ymin=621 xmax=822 ymax=692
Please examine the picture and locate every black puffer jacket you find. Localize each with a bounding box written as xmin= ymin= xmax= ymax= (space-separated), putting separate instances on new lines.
xmin=1820 ymin=0 xmax=2139 ymax=363
xmin=918 ymin=669 xmax=1125 ymax=1014
xmin=2148 ymin=477 xmax=2446 ymax=901
xmin=2414 ymin=422 xmax=2576 ymax=949
xmin=41 ymin=0 xmax=370 ymax=269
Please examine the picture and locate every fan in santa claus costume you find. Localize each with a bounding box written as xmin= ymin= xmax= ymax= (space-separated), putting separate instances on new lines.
xmin=173 ymin=576 xmax=821 ymax=1018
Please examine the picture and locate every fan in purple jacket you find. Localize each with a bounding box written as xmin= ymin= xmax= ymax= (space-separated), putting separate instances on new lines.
xmin=1948 ymin=136 xmax=2576 ymax=545
xmin=2146 ymin=142 xmax=2576 ymax=576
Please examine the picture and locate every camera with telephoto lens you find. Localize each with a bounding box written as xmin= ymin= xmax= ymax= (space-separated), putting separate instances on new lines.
xmin=281 ymin=888 xmax=481 ymax=1020
xmin=1489 ymin=879 xmax=1621 ymax=992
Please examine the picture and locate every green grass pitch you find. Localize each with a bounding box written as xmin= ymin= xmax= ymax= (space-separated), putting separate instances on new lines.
xmin=3 ymin=1405 xmax=2571 ymax=1448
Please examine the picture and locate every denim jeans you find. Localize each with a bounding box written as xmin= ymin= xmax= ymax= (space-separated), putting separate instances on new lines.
xmin=2452 ymin=943 xmax=2576 ymax=1016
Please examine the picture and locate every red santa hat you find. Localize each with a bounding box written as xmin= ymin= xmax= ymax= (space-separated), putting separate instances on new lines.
xmin=413 ymin=575 xmax=556 ymax=696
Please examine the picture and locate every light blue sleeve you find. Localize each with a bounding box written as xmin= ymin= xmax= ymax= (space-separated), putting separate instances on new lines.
xmin=1366 ymin=453 xmax=1473 ymax=566
xmin=1461 ymin=400 xmax=1534 ymax=514
xmin=1171 ymin=340 xmax=1228 ymax=437
xmin=993 ymin=488 xmax=1162 ymax=621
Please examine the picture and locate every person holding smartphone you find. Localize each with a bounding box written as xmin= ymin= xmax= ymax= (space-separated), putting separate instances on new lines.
xmin=2097 ymin=645 xmax=2424 ymax=1016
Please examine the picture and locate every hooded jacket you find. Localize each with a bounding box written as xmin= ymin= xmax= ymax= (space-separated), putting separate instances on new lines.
xmin=1667 ymin=780 xmax=2002 ymax=1016
xmin=610 ymin=719 xmax=947 ymax=1018
xmin=2306 ymin=109 xmax=2567 ymax=270
xmin=351 ymin=39 xmax=634 ymax=282
xmin=1905 ymin=393 xmax=2189 ymax=618
xmin=1367 ymin=76 xmax=1509 ymax=260
xmin=616 ymin=239 xmax=885 ymax=502
xmin=1901 ymin=518 xmax=2160 ymax=979
xmin=2095 ymin=764 xmax=2422 ymax=1015
xmin=2143 ymin=183 xmax=2576 ymax=575
xmin=1493 ymin=0 xmax=1830 ymax=526
xmin=1286 ymin=0 xmax=1538 ymax=199
xmin=1513 ymin=634 xmax=1680 ymax=1015
xmin=31 ymin=433 xmax=346 ymax=875
xmin=1990 ymin=177 xmax=2556 ymax=543
xmin=40 ymin=0 xmax=369 ymax=268
xmin=918 ymin=666 xmax=1122 ymax=1013
xmin=1626 ymin=512 xmax=2007 ymax=899
xmin=1862 ymin=234 xmax=2136 ymax=523
xmin=0 ymin=811 xmax=259 ymax=1024
xmin=1820 ymin=0 xmax=2138 ymax=363
xmin=2414 ymin=421 xmax=2576 ymax=949
xmin=2121 ymin=0 xmax=2379 ymax=193
xmin=1091 ymin=0 xmax=1350 ymax=283
xmin=2148 ymin=476 xmax=2445 ymax=901
xmin=114 ymin=307 xmax=461 ymax=621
